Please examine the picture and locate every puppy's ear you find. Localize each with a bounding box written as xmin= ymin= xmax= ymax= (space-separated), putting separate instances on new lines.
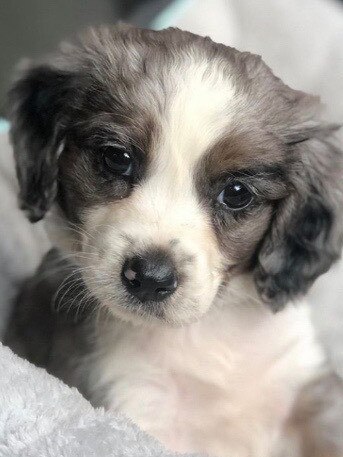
xmin=8 ymin=63 xmax=74 ymax=222
xmin=254 ymin=95 xmax=343 ymax=311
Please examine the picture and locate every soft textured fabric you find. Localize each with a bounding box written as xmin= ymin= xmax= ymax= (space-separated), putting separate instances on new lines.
xmin=0 ymin=120 xmax=9 ymax=134
xmin=0 ymin=343 xmax=188 ymax=457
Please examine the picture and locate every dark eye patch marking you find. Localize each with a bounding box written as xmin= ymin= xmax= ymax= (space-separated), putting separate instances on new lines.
xmin=195 ymin=132 xmax=292 ymax=269
xmin=57 ymin=117 xmax=155 ymax=221
xmin=57 ymin=143 xmax=132 ymax=222
xmin=197 ymin=165 xmax=290 ymax=222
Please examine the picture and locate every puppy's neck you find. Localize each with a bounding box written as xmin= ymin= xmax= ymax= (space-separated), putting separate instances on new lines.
xmin=88 ymin=280 xmax=326 ymax=457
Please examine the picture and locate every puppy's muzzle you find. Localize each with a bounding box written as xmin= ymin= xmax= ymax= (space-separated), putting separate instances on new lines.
xmin=121 ymin=250 xmax=178 ymax=303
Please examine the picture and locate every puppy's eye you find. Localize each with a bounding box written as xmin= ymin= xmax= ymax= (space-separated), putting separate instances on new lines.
xmin=102 ymin=145 xmax=133 ymax=177
xmin=218 ymin=180 xmax=253 ymax=210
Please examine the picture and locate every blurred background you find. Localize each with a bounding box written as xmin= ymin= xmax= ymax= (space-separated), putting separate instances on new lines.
xmin=0 ymin=0 xmax=173 ymax=116
xmin=1 ymin=0 xmax=343 ymax=119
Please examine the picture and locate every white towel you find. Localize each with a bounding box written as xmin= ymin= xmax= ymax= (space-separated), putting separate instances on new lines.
xmin=0 ymin=343 xmax=187 ymax=457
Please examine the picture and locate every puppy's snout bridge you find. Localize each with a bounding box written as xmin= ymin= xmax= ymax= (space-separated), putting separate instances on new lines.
xmin=121 ymin=250 xmax=178 ymax=303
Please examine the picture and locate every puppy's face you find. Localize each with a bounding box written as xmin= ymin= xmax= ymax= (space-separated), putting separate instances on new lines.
xmin=56 ymin=53 xmax=288 ymax=324
xmin=9 ymin=26 xmax=343 ymax=325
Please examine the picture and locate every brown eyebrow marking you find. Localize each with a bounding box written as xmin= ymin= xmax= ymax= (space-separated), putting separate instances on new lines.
xmin=215 ymin=165 xmax=286 ymax=181
xmin=223 ymin=166 xmax=290 ymax=200
xmin=200 ymin=128 xmax=287 ymax=178
xmin=195 ymin=129 xmax=293 ymax=205
xmin=66 ymin=111 xmax=157 ymax=159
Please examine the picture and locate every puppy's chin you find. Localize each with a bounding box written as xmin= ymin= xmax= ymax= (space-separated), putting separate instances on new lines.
xmin=90 ymin=281 xmax=221 ymax=328
xmin=103 ymin=303 xmax=186 ymax=328
xmin=99 ymin=297 xmax=214 ymax=328
xmin=91 ymin=275 xmax=221 ymax=328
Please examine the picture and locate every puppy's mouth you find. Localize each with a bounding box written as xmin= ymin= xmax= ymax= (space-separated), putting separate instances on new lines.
xmin=69 ymin=227 xmax=225 ymax=325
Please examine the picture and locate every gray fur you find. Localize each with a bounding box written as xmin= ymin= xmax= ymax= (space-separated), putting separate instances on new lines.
xmin=4 ymin=249 xmax=95 ymax=394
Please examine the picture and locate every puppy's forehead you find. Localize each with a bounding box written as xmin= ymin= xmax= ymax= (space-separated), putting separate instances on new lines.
xmin=160 ymin=60 xmax=236 ymax=165
xmin=75 ymin=27 xmax=289 ymax=172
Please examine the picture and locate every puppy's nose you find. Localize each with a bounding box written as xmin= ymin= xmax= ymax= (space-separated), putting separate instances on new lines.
xmin=121 ymin=251 xmax=178 ymax=303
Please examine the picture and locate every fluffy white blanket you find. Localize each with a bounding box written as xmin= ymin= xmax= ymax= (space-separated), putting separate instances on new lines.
xmin=0 ymin=343 xmax=183 ymax=457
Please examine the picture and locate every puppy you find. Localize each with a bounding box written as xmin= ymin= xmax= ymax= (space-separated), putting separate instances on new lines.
xmin=5 ymin=25 xmax=343 ymax=457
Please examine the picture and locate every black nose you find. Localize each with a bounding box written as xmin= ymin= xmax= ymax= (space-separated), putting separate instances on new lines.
xmin=121 ymin=251 xmax=178 ymax=303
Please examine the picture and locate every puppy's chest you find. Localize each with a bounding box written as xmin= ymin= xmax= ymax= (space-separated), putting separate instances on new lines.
xmin=89 ymin=311 xmax=322 ymax=456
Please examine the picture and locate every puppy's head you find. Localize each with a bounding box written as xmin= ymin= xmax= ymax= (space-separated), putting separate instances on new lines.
xmin=9 ymin=25 xmax=343 ymax=324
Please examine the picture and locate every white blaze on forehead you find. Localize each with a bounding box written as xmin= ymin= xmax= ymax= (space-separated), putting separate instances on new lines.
xmin=163 ymin=59 xmax=236 ymax=166
xmin=130 ymin=59 xmax=236 ymax=234
xmin=116 ymin=59 xmax=238 ymax=244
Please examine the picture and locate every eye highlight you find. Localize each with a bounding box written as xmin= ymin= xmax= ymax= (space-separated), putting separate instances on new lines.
xmin=101 ymin=144 xmax=133 ymax=177
xmin=217 ymin=180 xmax=254 ymax=210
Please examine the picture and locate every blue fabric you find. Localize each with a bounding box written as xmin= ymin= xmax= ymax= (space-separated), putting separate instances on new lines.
xmin=151 ymin=0 xmax=194 ymax=29
xmin=0 ymin=119 xmax=9 ymax=134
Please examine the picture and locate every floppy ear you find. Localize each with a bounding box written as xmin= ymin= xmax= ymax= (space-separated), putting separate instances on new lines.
xmin=254 ymin=97 xmax=343 ymax=311
xmin=8 ymin=63 xmax=74 ymax=222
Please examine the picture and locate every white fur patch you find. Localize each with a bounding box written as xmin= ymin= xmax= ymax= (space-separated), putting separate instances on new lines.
xmin=87 ymin=282 xmax=325 ymax=457
xmin=162 ymin=60 xmax=236 ymax=165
